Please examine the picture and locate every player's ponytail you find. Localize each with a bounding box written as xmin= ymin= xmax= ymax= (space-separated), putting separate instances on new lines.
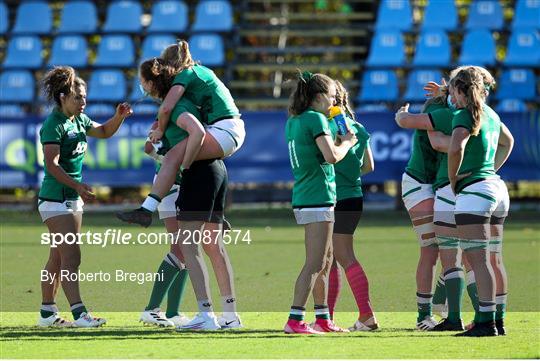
xmin=42 ymin=66 xmax=79 ymax=106
xmin=161 ymin=40 xmax=196 ymax=73
xmin=288 ymin=70 xmax=334 ymax=116
xmin=450 ymin=68 xmax=484 ymax=136
xmin=139 ymin=58 xmax=176 ymax=99
xmin=335 ymin=80 xmax=355 ymax=120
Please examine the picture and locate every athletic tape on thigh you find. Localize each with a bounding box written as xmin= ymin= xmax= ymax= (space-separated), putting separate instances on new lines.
xmin=436 ymin=235 xmax=460 ymax=249
xmin=460 ymin=239 xmax=488 ymax=250
xmin=412 ymin=215 xmax=435 ymax=245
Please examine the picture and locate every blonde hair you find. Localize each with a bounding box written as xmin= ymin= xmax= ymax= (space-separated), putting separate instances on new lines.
xmin=334 ymin=80 xmax=355 ymax=120
xmin=450 ymin=65 xmax=495 ymax=98
xmin=288 ymin=71 xmax=334 ymax=116
xmin=449 ymin=67 xmax=485 ymax=136
xmin=161 ymin=40 xmax=196 ymax=73
xmin=42 ymin=66 xmax=86 ymax=106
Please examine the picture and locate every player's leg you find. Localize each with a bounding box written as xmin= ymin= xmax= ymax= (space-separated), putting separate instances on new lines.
xmin=140 ymin=183 xmax=185 ymax=327
xmin=431 ymin=185 xmax=465 ymax=331
xmin=38 ymin=246 xmax=71 ymax=327
xmin=285 ymin=207 xmax=333 ymax=334
xmin=454 ymin=181 xmax=499 ymax=337
xmin=402 ymin=173 xmax=438 ymax=330
xmin=327 ymin=258 xmax=341 ymax=320
xmin=432 ymin=269 xmax=447 ymax=318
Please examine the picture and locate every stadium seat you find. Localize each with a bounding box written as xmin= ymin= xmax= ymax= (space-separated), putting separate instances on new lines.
xmin=355 ymin=104 xmax=390 ymax=112
xmin=192 ymin=0 xmax=234 ymax=32
xmin=374 ymin=0 xmax=412 ymax=31
xmin=366 ymin=30 xmax=405 ymax=67
xmin=48 ymin=35 xmax=88 ymax=68
xmin=58 ymin=1 xmax=97 ymax=34
xmin=189 ymin=34 xmax=225 ymax=66
xmin=141 ymin=35 xmax=177 ymax=61
xmin=465 ymin=0 xmax=504 ymax=30
xmin=148 ymin=1 xmax=188 ymax=33
xmin=496 ymin=69 xmax=536 ymax=100
xmin=94 ymin=35 xmax=135 ymax=67
xmin=0 ymin=2 xmax=8 ymax=34
xmin=421 ymin=0 xmax=458 ymax=31
xmin=504 ymin=28 xmax=540 ymax=66
xmin=357 ymin=70 xmax=398 ymax=102
xmin=0 ymin=71 xmax=35 ymax=103
xmin=412 ymin=30 xmax=451 ymax=67
xmin=85 ymin=104 xmax=116 ymax=117
xmin=12 ymin=1 xmax=52 ymax=34
xmin=458 ymin=30 xmax=496 ymax=66
xmin=102 ymin=1 xmax=143 ymax=34
xmin=3 ymin=36 xmax=43 ymax=69
xmin=133 ymin=103 xmax=159 ymax=115
xmin=87 ymin=70 xmax=127 ymax=102
xmin=0 ymin=104 xmax=26 ymax=118
xmin=404 ymin=69 xmax=443 ymax=102
xmin=129 ymin=77 xmax=145 ymax=101
xmin=512 ymin=0 xmax=540 ymax=29
xmin=496 ymin=99 xmax=528 ymax=112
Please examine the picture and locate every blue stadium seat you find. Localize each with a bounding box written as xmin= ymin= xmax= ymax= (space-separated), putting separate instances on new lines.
xmin=3 ymin=36 xmax=43 ymax=69
xmin=148 ymin=1 xmax=188 ymax=33
xmin=133 ymin=103 xmax=159 ymax=115
xmin=355 ymin=104 xmax=390 ymax=112
xmin=48 ymin=35 xmax=88 ymax=68
xmin=375 ymin=0 xmax=412 ymax=31
xmin=512 ymin=0 xmax=540 ymax=29
xmin=58 ymin=1 xmax=97 ymax=34
xmin=412 ymin=30 xmax=451 ymax=67
xmin=0 ymin=104 xmax=26 ymax=118
xmin=12 ymin=1 xmax=52 ymax=34
xmin=192 ymin=0 xmax=233 ymax=32
xmin=189 ymin=34 xmax=225 ymax=66
xmin=102 ymin=1 xmax=143 ymax=33
xmin=0 ymin=71 xmax=34 ymax=102
xmin=85 ymin=104 xmax=116 ymax=117
xmin=87 ymin=70 xmax=127 ymax=102
xmin=496 ymin=99 xmax=528 ymax=112
xmin=458 ymin=30 xmax=496 ymax=66
xmin=357 ymin=70 xmax=398 ymax=102
xmin=404 ymin=69 xmax=443 ymax=102
xmin=366 ymin=30 xmax=405 ymax=67
xmin=496 ymin=69 xmax=536 ymax=100
xmin=141 ymin=35 xmax=176 ymax=60
xmin=0 ymin=2 xmax=8 ymax=34
xmin=504 ymin=29 xmax=540 ymax=66
xmin=129 ymin=77 xmax=148 ymax=101
xmin=421 ymin=0 xmax=458 ymax=31
xmin=94 ymin=35 xmax=135 ymax=67
xmin=465 ymin=0 xmax=504 ymax=30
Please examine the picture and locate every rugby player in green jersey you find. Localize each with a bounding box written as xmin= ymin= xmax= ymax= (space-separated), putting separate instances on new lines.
xmin=284 ymin=71 xmax=357 ymax=334
xmin=447 ymin=68 xmax=514 ymax=337
xmin=135 ymin=58 xmax=241 ymax=330
xmin=119 ymin=40 xmax=245 ymax=229
xmin=321 ymin=81 xmax=378 ymax=332
xmin=37 ymin=66 xmax=132 ymax=327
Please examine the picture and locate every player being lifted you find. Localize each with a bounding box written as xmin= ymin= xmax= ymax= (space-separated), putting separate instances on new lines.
xmin=37 ymin=66 xmax=132 ymax=327
xmin=118 ymin=40 xmax=245 ymax=228
xmin=284 ymin=71 xmax=357 ymax=334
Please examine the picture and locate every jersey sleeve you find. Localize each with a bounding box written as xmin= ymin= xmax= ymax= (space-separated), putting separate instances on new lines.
xmin=354 ymin=122 xmax=370 ymax=142
xmin=172 ymin=68 xmax=193 ymax=88
xmin=40 ymin=120 xmax=63 ymax=145
xmin=307 ymin=113 xmax=331 ymax=139
xmin=452 ymin=109 xmax=473 ymax=132
xmin=428 ymin=108 xmax=453 ymax=134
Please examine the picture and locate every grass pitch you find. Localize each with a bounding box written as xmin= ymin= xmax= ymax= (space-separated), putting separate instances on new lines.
xmin=1 ymin=210 xmax=539 ymax=359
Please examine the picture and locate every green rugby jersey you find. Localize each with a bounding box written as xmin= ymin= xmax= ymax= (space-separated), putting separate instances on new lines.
xmin=332 ymin=116 xmax=370 ymax=201
xmin=452 ymin=106 xmax=501 ymax=193
xmin=39 ymin=108 xmax=93 ymax=202
xmin=155 ymin=98 xmax=202 ymax=184
xmin=404 ymin=103 xmax=447 ymax=184
xmin=172 ymin=65 xmax=240 ymax=124
xmin=285 ymin=109 xmax=336 ymax=208
xmin=428 ymin=107 xmax=457 ymax=190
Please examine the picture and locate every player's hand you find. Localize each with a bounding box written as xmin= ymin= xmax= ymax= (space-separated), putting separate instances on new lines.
xmin=339 ymin=131 xmax=357 ymax=146
xmin=149 ymin=128 xmax=163 ymax=143
xmin=395 ymin=103 xmax=410 ymax=123
xmin=424 ymin=78 xmax=447 ymax=98
xmin=450 ymin=172 xmax=471 ymax=194
xmin=116 ymin=102 xmax=133 ymax=119
xmin=76 ymin=183 xmax=96 ymax=202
